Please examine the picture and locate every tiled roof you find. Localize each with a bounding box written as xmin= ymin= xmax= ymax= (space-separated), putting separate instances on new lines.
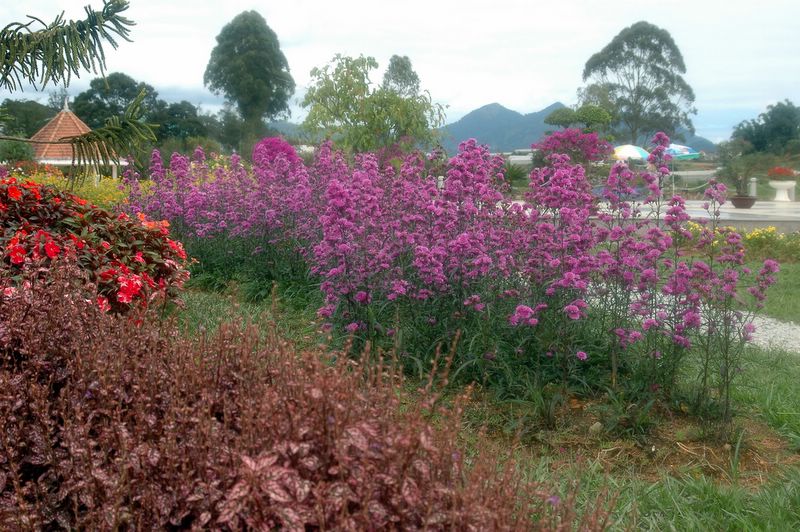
xmin=30 ymin=110 xmax=92 ymax=162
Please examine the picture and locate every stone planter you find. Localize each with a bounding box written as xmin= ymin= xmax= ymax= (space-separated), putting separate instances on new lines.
xmin=730 ymin=195 xmax=757 ymax=209
xmin=769 ymin=180 xmax=796 ymax=202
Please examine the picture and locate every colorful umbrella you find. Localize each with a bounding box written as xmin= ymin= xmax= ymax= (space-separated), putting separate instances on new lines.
xmin=613 ymin=144 xmax=650 ymax=161
xmin=613 ymin=144 xmax=650 ymax=160
xmin=665 ymin=143 xmax=700 ymax=160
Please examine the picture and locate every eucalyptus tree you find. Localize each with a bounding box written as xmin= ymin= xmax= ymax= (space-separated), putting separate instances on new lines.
xmin=382 ymin=55 xmax=420 ymax=98
xmin=204 ymin=11 xmax=295 ymax=152
xmin=581 ymin=21 xmax=696 ymax=144
xmin=0 ymin=0 xmax=157 ymax=174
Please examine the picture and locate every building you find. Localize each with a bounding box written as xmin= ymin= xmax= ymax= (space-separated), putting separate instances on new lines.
xmin=29 ymin=99 xmax=125 ymax=179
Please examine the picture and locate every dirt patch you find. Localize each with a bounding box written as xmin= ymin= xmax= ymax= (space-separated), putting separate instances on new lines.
xmin=468 ymin=393 xmax=800 ymax=488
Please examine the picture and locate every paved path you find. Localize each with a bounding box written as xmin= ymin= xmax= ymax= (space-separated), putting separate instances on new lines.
xmin=751 ymin=315 xmax=800 ymax=353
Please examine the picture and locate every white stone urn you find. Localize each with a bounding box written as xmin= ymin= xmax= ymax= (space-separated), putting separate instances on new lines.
xmin=768 ymin=180 xmax=796 ymax=202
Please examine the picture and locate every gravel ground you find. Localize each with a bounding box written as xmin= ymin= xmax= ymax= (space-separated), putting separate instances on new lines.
xmin=751 ymin=315 xmax=800 ymax=353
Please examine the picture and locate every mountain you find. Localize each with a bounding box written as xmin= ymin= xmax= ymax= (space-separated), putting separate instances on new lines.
xmin=438 ymin=102 xmax=717 ymax=154
xmin=438 ymin=102 xmax=565 ymax=154
xmin=268 ymin=120 xmax=302 ymax=139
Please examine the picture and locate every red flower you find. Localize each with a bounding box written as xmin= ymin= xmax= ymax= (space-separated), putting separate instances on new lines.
xmin=8 ymin=245 xmax=26 ymax=264
xmin=167 ymin=239 xmax=187 ymax=259
xmin=44 ymin=240 xmax=61 ymax=259
xmin=68 ymin=233 xmax=85 ymax=250
xmin=97 ymin=296 xmax=111 ymax=312
xmin=99 ymin=267 xmax=118 ymax=281
xmin=6 ymin=186 xmax=22 ymax=201
xmin=117 ymin=291 xmax=133 ymax=304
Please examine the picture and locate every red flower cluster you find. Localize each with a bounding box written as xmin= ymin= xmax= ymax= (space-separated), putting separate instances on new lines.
xmin=767 ymin=166 xmax=796 ymax=180
xmin=2 ymin=177 xmax=190 ymax=313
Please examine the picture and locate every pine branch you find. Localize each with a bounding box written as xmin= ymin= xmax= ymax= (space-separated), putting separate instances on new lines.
xmin=0 ymin=0 xmax=134 ymax=91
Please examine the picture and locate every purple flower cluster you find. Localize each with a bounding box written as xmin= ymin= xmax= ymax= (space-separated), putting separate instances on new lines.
xmin=532 ymin=128 xmax=613 ymax=165
xmin=127 ymin=133 xmax=779 ymax=393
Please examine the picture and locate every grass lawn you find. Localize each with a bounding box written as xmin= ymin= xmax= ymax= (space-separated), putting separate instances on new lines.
xmin=762 ymin=262 xmax=800 ymax=323
xmin=178 ymin=284 xmax=800 ymax=530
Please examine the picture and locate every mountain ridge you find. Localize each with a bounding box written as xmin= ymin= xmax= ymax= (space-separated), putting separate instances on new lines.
xmin=437 ymin=102 xmax=716 ymax=154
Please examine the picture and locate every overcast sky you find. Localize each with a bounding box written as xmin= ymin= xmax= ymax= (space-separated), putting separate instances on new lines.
xmin=3 ymin=0 xmax=800 ymax=142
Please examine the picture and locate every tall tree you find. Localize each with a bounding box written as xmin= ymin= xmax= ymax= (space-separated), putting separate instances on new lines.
xmin=732 ymin=100 xmax=800 ymax=153
xmin=73 ymin=72 xmax=160 ymax=129
xmin=382 ymin=55 xmax=420 ymax=98
xmin=204 ymin=11 xmax=295 ymax=151
xmin=302 ymin=54 xmax=445 ymax=153
xmin=581 ymin=21 xmax=696 ymax=144
xmin=0 ymin=0 xmax=156 ymax=174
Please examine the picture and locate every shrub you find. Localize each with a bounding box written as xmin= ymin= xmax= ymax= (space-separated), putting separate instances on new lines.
xmin=251 ymin=136 xmax=301 ymax=166
xmin=531 ymin=128 xmax=614 ymax=166
xmin=127 ymin=134 xmax=779 ymax=423
xmin=29 ymin=173 xmax=131 ymax=209
xmin=1 ymin=176 xmax=189 ymax=313
xmin=0 ymin=266 xmax=611 ymax=530
xmin=0 ymin=139 xmax=35 ymax=164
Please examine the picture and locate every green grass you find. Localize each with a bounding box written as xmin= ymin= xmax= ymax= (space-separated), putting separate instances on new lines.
xmin=761 ymin=262 xmax=800 ymax=323
xmin=508 ymin=453 xmax=800 ymax=531
xmin=735 ymin=346 xmax=800 ymax=449
xmin=176 ymin=279 xmax=800 ymax=530
xmin=178 ymin=282 xmax=322 ymax=350
xmin=497 ymin=343 xmax=800 ymax=530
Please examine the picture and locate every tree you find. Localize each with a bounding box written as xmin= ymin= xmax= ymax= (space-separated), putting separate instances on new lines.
xmin=204 ymin=10 xmax=295 ymax=150
xmin=544 ymin=107 xmax=578 ymax=129
xmin=575 ymin=104 xmax=612 ymax=132
xmin=581 ymin=21 xmax=696 ymax=144
xmin=545 ymin=105 xmax=612 ymax=133
xmin=47 ymin=86 xmax=70 ymax=112
xmin=382 ymin=55 xmax=420 ymax=98
xmin=73 ymin=72 xmax=160 ymax=129
xmin=150 ymin=101 xmax=207 ymax=142
xmin=0 ymin=99 xmax=55 ymax=137
xmin=301 ymin=54 xmax=445 ymax=153
xmin=0 ymin=0 xmax=156 ymax=174
xmin=732 ymin=100 xmax=800 ymax=153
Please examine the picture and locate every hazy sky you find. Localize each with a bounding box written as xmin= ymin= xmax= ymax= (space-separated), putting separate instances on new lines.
xmin=3 ymin=0 xmax=799 ymax=142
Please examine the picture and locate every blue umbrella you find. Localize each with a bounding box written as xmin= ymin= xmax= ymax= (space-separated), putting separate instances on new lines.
xmin=665 ymin=143 xmax=700 ymax=160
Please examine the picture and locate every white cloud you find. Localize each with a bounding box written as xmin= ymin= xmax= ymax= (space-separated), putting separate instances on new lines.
xmin=3 ymin=0 xmax=799 ymax=141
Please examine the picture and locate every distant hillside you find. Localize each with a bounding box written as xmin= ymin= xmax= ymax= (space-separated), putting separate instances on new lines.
xmin=267 ymin=103 xmax=716 ymax=155
xmin=268 ymin=120 xmax=302 ymax=139
xmin=438 ymin=102 xmax=716 ymax=154
xmin=438 ymin=102 xmax=565 ymax=154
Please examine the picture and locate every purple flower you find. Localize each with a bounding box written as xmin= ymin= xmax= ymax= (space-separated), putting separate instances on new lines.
xmin=564 ymin=304 xmax=582 ymax=320
xmin=576 ymin=351 xmax=588 ymax=361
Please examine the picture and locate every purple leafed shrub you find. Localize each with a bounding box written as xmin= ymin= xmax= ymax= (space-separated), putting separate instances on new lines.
xmin=0 ymin=262 xmax=612 ymax=530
